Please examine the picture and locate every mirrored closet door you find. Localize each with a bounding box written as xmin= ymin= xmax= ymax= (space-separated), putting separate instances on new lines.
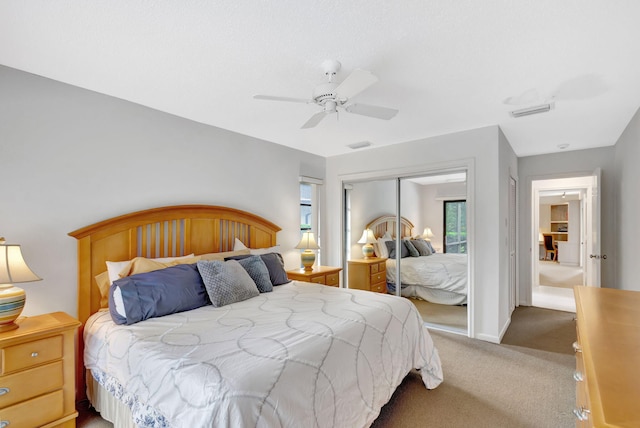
xmin=343 ymin=171 xmax=469 ymax=334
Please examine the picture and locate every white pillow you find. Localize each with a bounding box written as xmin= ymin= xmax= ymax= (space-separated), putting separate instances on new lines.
xmin=233 ymin=238 xmax=248 ymax=251
xmin=376 ymin=237 xmax=390 ymax=258
xmin=106 ymin=254 xmax=195 ymax=285
xmin=249 ymin=245 xmax=281 ymax=255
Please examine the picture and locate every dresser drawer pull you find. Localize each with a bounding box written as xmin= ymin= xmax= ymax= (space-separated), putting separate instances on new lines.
xmin=0 ymin=421 xmax=9 ymax=428
xmin=573 ymin=371 xmax=583 ymax=382
xmin=0 ymin=387 xmax=8 ymax=396
xmin=31 ymin=352 xmax=39 ymax=358
xmin=573 ymin=407 xmax=590 ymax=421
xmin=572 ymin=341 xmax=582 ymax=353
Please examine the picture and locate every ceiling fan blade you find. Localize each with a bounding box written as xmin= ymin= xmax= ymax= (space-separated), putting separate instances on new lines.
xmin=301 ymin=111 xmax=329 ymax=129
xmin=334 ymin=69 xmax=378 ymax=100
xmin=254 ymin=94 xmax=311 ymax=104
xmin=345 ymin=103 xmax=399 ymax=120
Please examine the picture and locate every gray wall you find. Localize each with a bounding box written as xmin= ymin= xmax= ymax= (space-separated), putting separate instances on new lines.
xmin=0 ymin=65 xmax=325 ymax=318
xmin=517 ymin=146 xmax=616 ymax=303
xmin=613 ymin=107 xmax=640 ymax=290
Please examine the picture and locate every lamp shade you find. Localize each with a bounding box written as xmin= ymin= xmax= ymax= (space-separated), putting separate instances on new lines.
xmin=422 ymin=227 xmax=434 ymax=240
xmin=0 ymin=239 xmax=42 ymax=332
xmin=295 ymin=232 xmax=320 ymax=250
xmin=295 ymin=232 xmax=319 ymax=271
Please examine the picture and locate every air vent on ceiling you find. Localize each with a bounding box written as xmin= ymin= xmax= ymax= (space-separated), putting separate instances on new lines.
xmin=509 ymin=102 xmax=555 ymax=118
xmin=347 ymin=141 xmax=371 ymax=150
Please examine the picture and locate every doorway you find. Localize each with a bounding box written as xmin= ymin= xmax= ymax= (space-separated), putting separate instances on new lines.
xmin=530 ymin=172 xmax=601 ymax=312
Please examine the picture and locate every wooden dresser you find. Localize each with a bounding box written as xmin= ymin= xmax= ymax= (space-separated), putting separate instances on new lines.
xmin=286 ymin=266 xmax=342 ymax=287
xmin=348 ymin=258 xmax=387 ymax=293
xmin=573 ymin=286 xmax=640 ymax=427
xmin=0 ymin=312 xmax=81 ymax=428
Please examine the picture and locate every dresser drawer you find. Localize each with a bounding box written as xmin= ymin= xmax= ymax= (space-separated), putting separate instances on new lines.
xmin=370 ymin=272 xmax=385 ymax=285
xmin=325 ymin=273 xmax=339 ymax=287
xmin=0 ymin=360 xmax=63 ymax=408
xmin=0 ymin=389 xmax=64 ymax=428
xmin=1 ymin=335 xmax=63 ymax=374
xmin=370 ymin=282 xmax=386 ymax=293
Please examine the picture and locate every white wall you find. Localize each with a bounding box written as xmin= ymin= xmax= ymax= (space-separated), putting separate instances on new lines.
xmin=0 ymin=65 xmax=325 ymax=318
xmin=518 ymin=147 xmax=616 ymax=302
xmin=326 ymin=126 xmax=512 ymax=343
xmin=613 ymin=107 xmax=640 ymax=291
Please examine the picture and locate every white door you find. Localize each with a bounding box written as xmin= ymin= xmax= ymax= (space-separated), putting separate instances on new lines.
xmin=585 ymin=168 xmax=602 ymax=287
xmin=509 ymin=177 xmax=517 ymax=311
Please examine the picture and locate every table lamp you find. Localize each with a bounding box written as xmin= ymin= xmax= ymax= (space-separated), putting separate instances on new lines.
xmin=295 ymin=232 xmax=320 ymax=271
xmin=0 ymin=238 xmax=42 ymax=332
xmin=422 ymin=227 xmax=434 ymax=241
xmin=357 ymin=229 xmax=377 ymax=259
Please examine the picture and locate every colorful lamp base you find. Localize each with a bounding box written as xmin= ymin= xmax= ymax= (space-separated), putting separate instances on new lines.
xmin=300 ymin=250 xmax=316 ymax=271
xmin=0 ymin=285 xmax=26 ymax=332
xmin=362 ymin=243 xmax=375 ymax=259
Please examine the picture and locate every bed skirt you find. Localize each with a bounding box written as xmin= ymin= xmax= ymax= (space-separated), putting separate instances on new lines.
xmin=87 ymin=369 xmax=137 ymax=428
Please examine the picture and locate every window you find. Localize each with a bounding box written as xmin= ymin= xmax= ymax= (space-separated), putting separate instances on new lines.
xmin=300 ymin=182 xmax=312 ymax=233
xmin=444 ymin=200 xmax=467 ymax=253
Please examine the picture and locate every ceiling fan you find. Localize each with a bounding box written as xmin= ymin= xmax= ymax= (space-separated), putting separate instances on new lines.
xmin=254 ymin=60 xmax=399 ymax=129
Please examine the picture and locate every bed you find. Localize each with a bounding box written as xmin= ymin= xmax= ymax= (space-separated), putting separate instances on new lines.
xmin=69 ymin=205 xmax=443 ymax=427
xmin=367 ymin=215 xmax=468 ymax=305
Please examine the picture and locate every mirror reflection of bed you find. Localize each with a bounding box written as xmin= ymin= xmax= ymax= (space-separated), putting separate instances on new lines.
xmin=345 ymin=173 xmax=468 ymax=334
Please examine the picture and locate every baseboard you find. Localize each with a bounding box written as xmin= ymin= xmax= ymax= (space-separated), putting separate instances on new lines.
xmin=498 ymin=316 xmax=512 ymax=343
xmin=475 ymin=332 xmax=501 ymax=344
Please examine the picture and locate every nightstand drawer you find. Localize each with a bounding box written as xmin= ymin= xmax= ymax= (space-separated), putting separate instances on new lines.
xmin=377 ymin=262 xmax=386 ymax=272
xmin=325 ymin=273 xmax=340 ymax=286
xmin=0 ymin=361 xmax=63 ymax=407
xmin=311 ymin=276 xmax=325 ymax=284
xmin=371 ymin=282 xmax=386 ymax=293
xmin=370 ymin=272 xmax=385 ymax=284
xmin=370 ymin=263 xmax=379 ymax=274
xmin=1 ymin=335 xmax=63 ymax=374
xmin=1 ymin=389 xmax=64 ymax=428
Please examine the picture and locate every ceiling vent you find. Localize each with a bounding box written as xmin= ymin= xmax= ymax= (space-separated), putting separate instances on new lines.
xmin=347 ymin=141 xmax=372 ymax=150
xmin=509 ymin=102 xmax=555 ymax=118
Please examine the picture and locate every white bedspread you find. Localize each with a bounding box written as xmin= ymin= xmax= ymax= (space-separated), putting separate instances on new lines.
xmin=84 ymin=282 xmax=442 ymax=428
xmin=386 ymin=254 xmax=468 ymax=305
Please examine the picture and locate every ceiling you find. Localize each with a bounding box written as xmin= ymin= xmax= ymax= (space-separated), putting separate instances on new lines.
xmin=1 ymin=1 xmax=639 ymax=158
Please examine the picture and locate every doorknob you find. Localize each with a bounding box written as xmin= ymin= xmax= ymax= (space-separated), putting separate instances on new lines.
xmin=589 ymin=254 xmax=608 ymax=259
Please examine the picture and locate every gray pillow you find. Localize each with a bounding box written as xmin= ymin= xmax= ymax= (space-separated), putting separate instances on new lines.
xmin=385 ymin=240 xmax=409 ymax=258
xmin=225 ymin=252 xmax=290 ymax=285
xmin=411 ymin=239 xmax=432 ymax=256
xmin=196 ymin=260 xmax=259 ymax=307
xmin=403 ymin=239 xmax=420 ymax=257
xmin=236 ymin=255 xmax=273 ymax=293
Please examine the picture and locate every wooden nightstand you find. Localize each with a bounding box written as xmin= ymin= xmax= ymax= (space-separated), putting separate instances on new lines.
xmin=287 ymin=266 xmax=342 ymax=287
xmin=0 ymin=312 xmax=81 ymax=428
xmin=348 ymin=258 xmax=388 ymax=293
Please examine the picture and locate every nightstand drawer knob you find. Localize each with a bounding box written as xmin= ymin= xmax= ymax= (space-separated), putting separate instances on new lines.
xmin=31 ymin=352 xmax=39 ymax=358
xmin=0 ymin=387 xmax=8 ymax=396
xmin=0 ymin=420 xmax=9 ymax=428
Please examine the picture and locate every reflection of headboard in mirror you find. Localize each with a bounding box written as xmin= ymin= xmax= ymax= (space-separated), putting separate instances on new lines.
xmin=366 ymin=215 xmax=414 ymax=239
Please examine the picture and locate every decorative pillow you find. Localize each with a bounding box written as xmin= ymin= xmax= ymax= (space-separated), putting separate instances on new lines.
xmin=95 ymin=271 xmax=111 ymax=308
xmin=249 ymin=245 xmax=281 ymax=256
xmin=119 ymin=256 xmax=201 ymax=278
xmin=106 ymin=254 xmax=195 ymax=285
xmin=425 ymin=240 xmax=436 ymax=253
xmin=197 ymin=249 xmax=250 ymax=261
xmin=196 ymin=260 xmax=260 ymax=307
xmin=233 ymin=238 xmax=248 ymax=251
xmin=225 ymin=252 xmax=290 ymax=285
xmin=236 ymin=255 xmax=273 ymax=293
xmin=108 ymin=263 xmax=209 ymax=325
xmin=411 ymin=239 xmax=432 ymax=256
xmin=403 ymin=239 xmax=420 ymax=257
xmin=385 ymin=240 xmax=409 ymax=258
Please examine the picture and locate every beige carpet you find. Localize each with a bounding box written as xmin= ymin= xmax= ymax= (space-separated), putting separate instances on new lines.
xmin=78 ymin=306 xmax=576 ymax=428
xmin=539 ymin=260 xmax=583 ymax=288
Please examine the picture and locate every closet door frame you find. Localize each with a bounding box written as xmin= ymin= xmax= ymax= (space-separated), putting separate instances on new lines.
xmin=339 ymin=158 xmax=475 ymax=338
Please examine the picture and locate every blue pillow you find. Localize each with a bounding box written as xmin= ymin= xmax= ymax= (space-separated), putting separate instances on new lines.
xmin=225 ymin=252 xmax=290 ymax=285
xmin=108 ymin=263 xmax=209 ymax=325
xmin=236 ymin=255 xmax=273 ymax=293
xmin=403 ymin=239 xmax=420 ymax=257
xmin=196 ymin=260 xmax=260 ymax=307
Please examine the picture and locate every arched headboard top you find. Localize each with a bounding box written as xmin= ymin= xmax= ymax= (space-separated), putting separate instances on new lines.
xmin=365 ymin=215 xmax=414 ymax=239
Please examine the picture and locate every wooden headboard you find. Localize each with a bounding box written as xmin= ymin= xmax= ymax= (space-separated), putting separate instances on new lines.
xmin=366 ymin=215 xmax=414 ymax=239
xmin=68 ymin=204 xmax=280 ymax=400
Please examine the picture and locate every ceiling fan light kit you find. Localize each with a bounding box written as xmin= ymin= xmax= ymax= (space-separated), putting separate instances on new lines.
xmin=254 ymin=60 xmax=399 ymax=129
xmin=509 ymin=101 xmax=555 ymax=118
